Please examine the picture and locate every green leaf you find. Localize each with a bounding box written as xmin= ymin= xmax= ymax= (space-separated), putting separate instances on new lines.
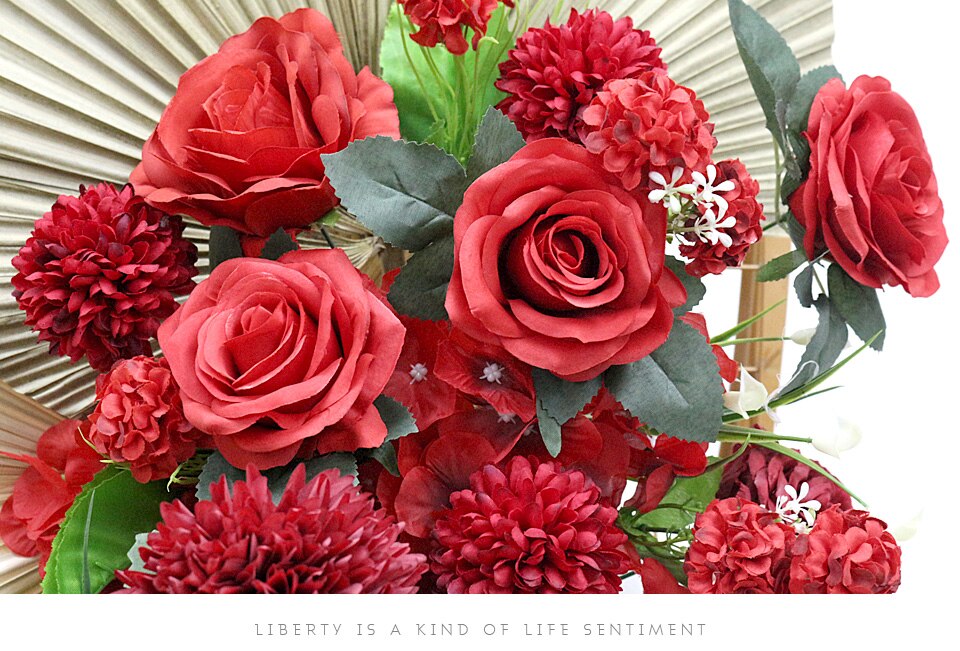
xmin=786 ymin=66 xmax=842 ymax=136
xmin=781 ymin=296 xmax=848 ymax=395
xmin=604 ymin=320 xmax=724 ymax=442
xmin=794 ymin=263 xmax=815 ymax=308
xmin=196 ymin=451 xmax=358 ymax=504
xmin=363 ymin=441 xmax=400 ymax=477
xmin=466 ymin=106 xmax=525 ymax=183
xmin=387 ymin=234 xmax=454 ymax=320
xmin=374 ymin=395 xmax=418 ymax=442
xmin=631 ymin=464 xmax=724 ymax=530
xmin=125 ymin=532 xmax=152 ymax=575
xmin=42 ymin=466 xmax=169 ymax=594
xmin=532 ymin=369 xmax=602 ymax=457
xmin=259 ymin=228 xmax=298 ymax=261
xmin=728 ymin=0 xmax=802 ymax=153
xmin=827 ymin=263 xmax=885 ymax=350
xmin=208 ymin=225 xmax=243 ymax=270
xmin=321 ymin=136 xmax=466 ymax=252
xmin=757 ymin=248 xmax=808 ymax=282
xmin=664 ymin=256 xmax=705 ymax=315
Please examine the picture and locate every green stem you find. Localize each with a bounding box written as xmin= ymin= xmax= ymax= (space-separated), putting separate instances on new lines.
xmin=398 ymin=13 xmax=440 ymax=126
xmin=710 ymin=299 xmax=786 ymax=343
xmin=773 ymin=140 xmax=783 ymax=223
xmin=717 ymin=336 xmax=790 ymax=346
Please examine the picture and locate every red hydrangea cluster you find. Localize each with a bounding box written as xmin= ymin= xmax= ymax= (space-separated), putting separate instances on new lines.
xmin=717 ymin=444 xmax=852 ymax=512
xmin=430 ymin=456 xmax=631 ymax=593
xmin=496 ymin=9 xmax=665 ymax=141
xmin=0 ymin=420 xmax=102 ymax=575
xmin=679 ymin=159 xmax=764 ymax=277
xmin=86 ymin=356 xmax=202 ymax=484
xmin=117 ymin=466 xmax=427 ymax=593
xmin=685 ymin=497 xmax=902 ymax=594
xmin=400 ymin=0 xmax=514 ymax=55
xmin=580 ymin=74 xmax=717 ymax=191
xmin=11 ymin=183 xmax=197 ymax=371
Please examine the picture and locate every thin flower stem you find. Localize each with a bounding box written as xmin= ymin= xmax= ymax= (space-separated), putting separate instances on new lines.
xmin=398 ymin=14 xmax=440 ymax=126
xmin=717 ymin=336 xmax=789 ymax=346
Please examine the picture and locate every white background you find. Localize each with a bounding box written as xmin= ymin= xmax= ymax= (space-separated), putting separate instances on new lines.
xmin=1 ymin=1 xmax=957 ymax=648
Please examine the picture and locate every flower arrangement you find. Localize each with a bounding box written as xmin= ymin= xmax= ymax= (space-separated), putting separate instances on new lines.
xmin=0 ymin=0 xmax=946 ymax=595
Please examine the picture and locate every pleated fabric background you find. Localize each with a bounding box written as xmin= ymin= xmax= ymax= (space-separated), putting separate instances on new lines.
xmin=0 ymin=0 xmax=834 ymax=593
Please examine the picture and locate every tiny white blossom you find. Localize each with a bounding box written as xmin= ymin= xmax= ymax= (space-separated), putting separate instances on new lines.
xmin=775 ymin=482 xmax=822 ymax=533
xmin=723 ymin=367 xmax=769 ymax=419
xmin=788 ymin=327 xmax=817 ymax=346
xmin=497 ymin=412 xmax=517 ymax=424
xmin=648 ymin=167 xmax=695 ymax=215
xmin=691 ymin=164 xmax=736 ymax=215
xmin=480 ymin=362 xmax=504 ymax=384
xmin=408 ymin=362 xmax=429 ymax=383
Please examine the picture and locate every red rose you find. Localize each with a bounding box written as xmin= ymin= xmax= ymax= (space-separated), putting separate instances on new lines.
xmin=790 ymin=75 xmax=946 ymax=296
xmin=131 ymin=9 xmax=400 ymax=252
xmin=445 ymin=139 xmax=685 ymax=381
xmin=157 ymin=249 xmax=405 ymax=469
xmin=788 ymin=506 xmax=901 ymax=593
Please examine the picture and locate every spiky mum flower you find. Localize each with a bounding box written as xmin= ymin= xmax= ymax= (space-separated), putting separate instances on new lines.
xmin=789 ymin=506 xmax=901 ymax=593
xmin=580 ymin=74 xmax=716 ymax=191
xmin=12 ymin=183 xmax=197 ymax=371
xmin=678 ymin=160 xmax=764 ymax=277
xmin=684 ymin=497 xmax=794 ymax=594
xmin=496 ymin=9 xmax=664 ymax=141
xmin=431 ymin=456 xmax=631 ymax=593
xmin=117 ymin=466 xmax=428 ymax=593
xmin=87 ymin=356 xmax=202 ymax=484
xmin=400 ymin=0 xmax=514 ymax=55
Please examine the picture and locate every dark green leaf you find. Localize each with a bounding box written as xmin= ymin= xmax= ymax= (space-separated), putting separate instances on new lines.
xmin=374 ymin=395 xmax=418 ymax=442
xmin=757 ymin=249 xmax=808 ymax=282
xmin=781 ymin=296 xmax=848 ymax=395
xmin=631 ymin=464 xmax=724 ymax=530
xmin=664 ymin=256 xmax=706 ymax=315
xmin=827 ymin=263 xmax=885 ymax=350
xmin=260 ymin=228 xmax=298 ymax=260
xmin=42 ymin=467 xmax=169 ymax=594
xmin=387 ymin=234 xmax=454 ymax=320
xmin=532 ymin=369 xmax=602 ymax=457
xmin=728 ymin=0 xmax=801 ymax=152
xmin=197 ymin=451 xmax=358 ymax=504
xmin=466 ymin=107 xmax=525 ymax=183
xmin=604 ymin=320 xmax=724 ymax=442
xmin=794 ymin=264 xmax=815 ymax=307
xmin=208 ymin=225 xmax=243 ymax=270
xmin=786 ymin=66 xmax=842 ymax=135
xmin=321 ymin=136 xmax=466 ymax=252
xmin=364 ymin=441 xmax=400 ymax=477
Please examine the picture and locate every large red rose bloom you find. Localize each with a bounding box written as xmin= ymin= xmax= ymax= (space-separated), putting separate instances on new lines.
xmin=157 ymin=248 xmax=405 ymax=469
xmin=788 ymin=506 xmax=901 ymax=594
xmin=117 ymin=466 xmax=427 ymax=593
xmin=11 ymin=183 xmax=197 ymax=371
xmin=131 ymin=9 xmax=400 ymax=252
xmin=790 ymin=75 xmax=946 ymax=296
xmin=431 ymin=456 xmax=631 ymax=593
xmin=496 ymin=9 xmax=664 ymax=141
xmin=445 ymin=138 xmax=685 ymax=381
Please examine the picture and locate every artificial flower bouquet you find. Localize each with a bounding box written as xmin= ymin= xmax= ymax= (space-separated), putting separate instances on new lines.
xmin=0 ymin=0 xmax=945 ymax=594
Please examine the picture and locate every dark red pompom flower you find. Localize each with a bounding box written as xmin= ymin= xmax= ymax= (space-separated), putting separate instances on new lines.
xmin=789 ymin=506 xmax=901 ymax=594
xmin=117 ymin=465 xmax=427 ymax=593
xmin=580 ymin=74 xmax=716 ymax=191
xmin=496 ymin=9 xmax=664 ymax=141
xmin=400 ymin=0 xmax=513 ymax=55
xmin=679 ymin=160 xmax=764 ymax=277
xmin=11 ymin=183 xmax=197 ymax=371
xmin=685 ymin=497 xmax=794 ymax=593
xmin=87 ymin=356 xmax=203 ymax=484
xmin=0 ymin=420 xmax=102 ymax=575
xmin=431 ymin=456 xmax=631 ymax=593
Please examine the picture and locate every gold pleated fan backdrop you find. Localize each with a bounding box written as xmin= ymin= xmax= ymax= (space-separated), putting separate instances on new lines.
xmin=0 ymin=0 xmax=834 ymax=593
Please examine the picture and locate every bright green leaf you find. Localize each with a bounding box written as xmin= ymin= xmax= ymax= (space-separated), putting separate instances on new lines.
xmin=42 ymin=466 xmax=169 ymax=594
xmin=631 ymin=464 xmax=724 ymax=530
xmin=532 ymin=369 xmax=602 ymax=457
xmin=387 ymin=234 xmax=454 ymax=320
xmin=321 ymin=136 xmax=465 ymax=252
xmin=758 ymin=249 xmax=808 ymax=282
xmin=604 ymin=320 xmax=724 ymax=442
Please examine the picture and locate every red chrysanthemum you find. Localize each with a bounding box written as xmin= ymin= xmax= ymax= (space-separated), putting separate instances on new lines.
xmin=580 ymin=74 xmax=716 ymax=191
xmin=117 ymin=465 xmax=427 ymax=593
xmin=496 ymin=9 xmax=665 ymax=141
xmin=0 ymin=420 xmax=102 ymax=575
xmin=11 ymin=183 xmax=198 ymax=371
xmin=87 ymin=356 xmax=203 ymax=484
xmin=717 ymin=444 xmax=852 ymax=513
xmin=431 ymin=456 xmax=631 ymax=593
xmin=679 ymin=160 xmax=765 ymax=277
xmin=788 ymin=506 xmax=901 ymax=594
xmin=400 ymin=0 xmax=514 ymax=55
xmin=685 ymin=497 xmax=794 ymax=594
